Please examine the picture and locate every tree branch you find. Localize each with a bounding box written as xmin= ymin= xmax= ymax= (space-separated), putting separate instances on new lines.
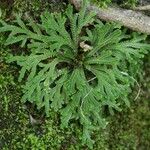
xmin=134 ymin=5 xmax=150 ymax=11
xmin=70 ymin=0 xmax=150 ymax=34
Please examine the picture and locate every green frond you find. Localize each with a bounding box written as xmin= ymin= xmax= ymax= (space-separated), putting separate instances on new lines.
xmin=1 ymin=1 xmax=150 ymax=148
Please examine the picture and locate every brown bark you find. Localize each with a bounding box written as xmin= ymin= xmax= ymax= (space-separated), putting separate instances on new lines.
xmin=70 ymin=0 xmax=150 ymax=35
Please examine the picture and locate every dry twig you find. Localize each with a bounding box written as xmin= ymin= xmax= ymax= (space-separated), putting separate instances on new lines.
xmin=134 ymin=5 xmax=150 ymax=11
xmin=70 ymin=0 xmax=150 ymax=34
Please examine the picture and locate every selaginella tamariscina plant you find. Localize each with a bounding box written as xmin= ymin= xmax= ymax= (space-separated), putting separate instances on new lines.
xmin=0 ymin=0 xmax=149 ymax=148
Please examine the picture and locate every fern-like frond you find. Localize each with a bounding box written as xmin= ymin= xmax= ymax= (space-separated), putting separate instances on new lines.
xmin=1 ymin=1 xmax=150 ymax=148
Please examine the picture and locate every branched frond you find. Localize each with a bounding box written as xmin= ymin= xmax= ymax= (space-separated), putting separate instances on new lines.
xmin=0 ymin=0 xmax=149 ymax=148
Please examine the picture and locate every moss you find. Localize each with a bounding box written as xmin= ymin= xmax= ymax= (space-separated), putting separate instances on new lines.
xmin=12 ymin=0 xmax=66 ymax=16
xmin=0 ymin=0 xmax=66 ymax=19
xmin=1 ymin=39 xmax=150 ymax=150
xmin=92 ymin=0 xmax=138 ymax=8
xmin=0 ymin=1 xmax=150 ymax=149
xmin=91 ymin=0 xmax=112 ymax=7
xmin=106 ymin=100 xmax=149 ymax=149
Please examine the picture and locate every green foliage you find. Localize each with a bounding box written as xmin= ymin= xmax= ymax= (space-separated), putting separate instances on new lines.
xmin=123 ymin=0 xmax=138 ymax=7
xmin=0 ymin=34 xmax=15 ymax=112
xmin=91 ymin=0 xmax=112 ymax=7
xmin=0 ymin=1 xmax=149 ymax=148
xmin=12 ymin=0 xmax=66 ymax=17
xmin=92 ymin=0 xmax=138 ymax=8
xmin=0 ymin=0 xmax=65 ymax=21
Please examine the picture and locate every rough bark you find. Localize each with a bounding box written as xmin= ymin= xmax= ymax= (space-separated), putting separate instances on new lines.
xmin=134 ymin=5 xmax=150 ymax=10
xmin=70 ymin=0 xmax=150 ymax=34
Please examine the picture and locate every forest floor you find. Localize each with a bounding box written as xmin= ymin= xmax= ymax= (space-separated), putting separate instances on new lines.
xmin=0 ymin=0 xmax=150 ymax=149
